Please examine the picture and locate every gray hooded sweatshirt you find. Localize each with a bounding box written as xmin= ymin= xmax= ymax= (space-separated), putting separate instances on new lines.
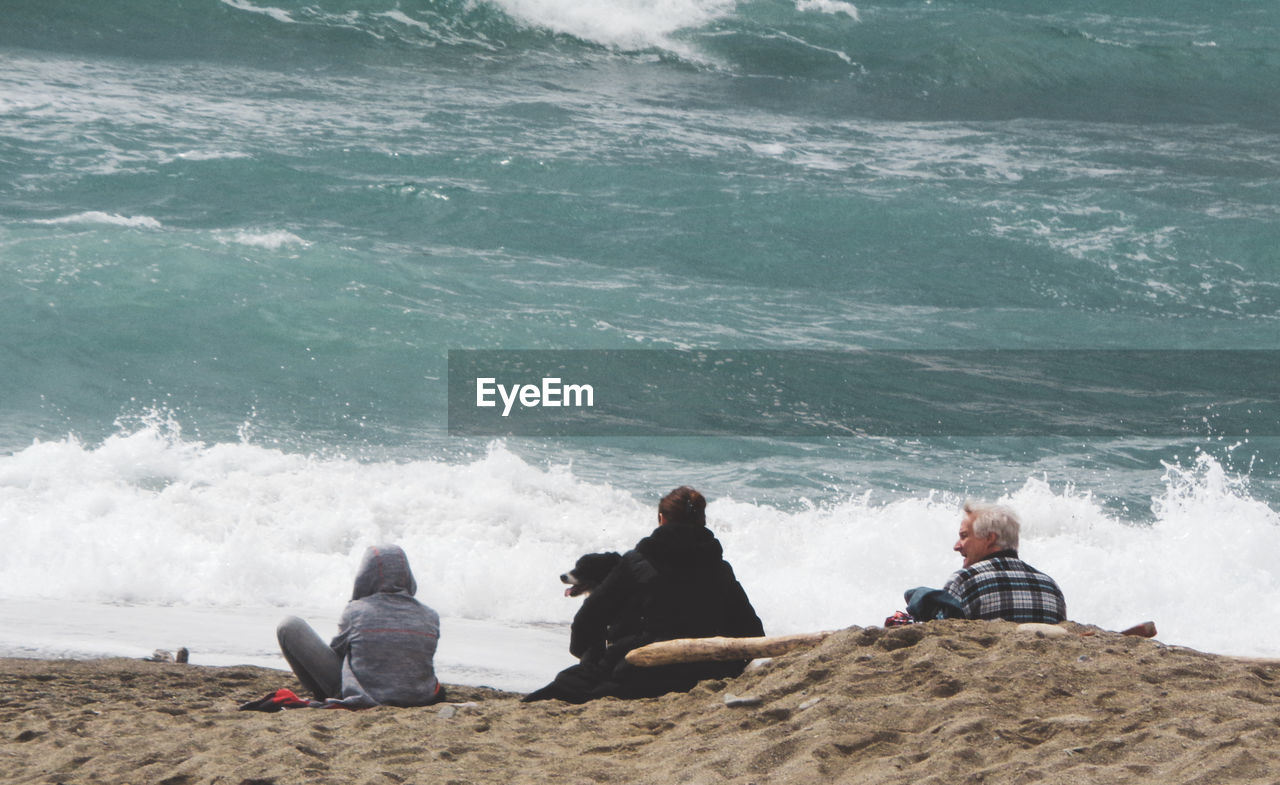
xmin=327 ymin=545 xmax=441 ymax=708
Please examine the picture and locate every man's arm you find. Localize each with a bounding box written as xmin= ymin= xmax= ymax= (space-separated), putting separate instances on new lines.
xmin=942 ymin=571 xmax=976 ymax=619
xmin=329 ymin=605 xmax=355 ymax=659
xmin=722 ymin=565 xmax=765 ymax=638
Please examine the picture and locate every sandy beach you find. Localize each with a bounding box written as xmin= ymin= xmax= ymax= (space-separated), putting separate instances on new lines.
xmin=6 ymin=620 xmax=1280 ymax=784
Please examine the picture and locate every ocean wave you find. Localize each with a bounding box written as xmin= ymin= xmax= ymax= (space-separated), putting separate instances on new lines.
xmin=33 ymin=212 xmax=163 ymax=229
xmin=2 ymin=419 xmax=1278 ymax=657
xmin=6 ymin=0 xmax=1276 ymax=125
xmin=491 ymin=0 xmax=735 ymax=52
xmin=216 ymin=229 xmax=311 ymax=250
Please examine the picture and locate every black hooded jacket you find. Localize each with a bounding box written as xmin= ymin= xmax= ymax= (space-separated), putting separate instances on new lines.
xmin=569 ymin=523 xmax=764 ymax=682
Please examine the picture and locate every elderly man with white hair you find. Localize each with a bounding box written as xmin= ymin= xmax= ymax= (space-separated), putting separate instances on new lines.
xmin=943 ymin=501 xmax=1067 ymax=624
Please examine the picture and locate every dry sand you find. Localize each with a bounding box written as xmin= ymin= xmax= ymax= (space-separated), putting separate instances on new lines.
xmin=5 ymin=620 xmax=1280 ymax=785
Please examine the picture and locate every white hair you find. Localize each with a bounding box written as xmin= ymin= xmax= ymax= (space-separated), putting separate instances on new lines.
xmin=963 ymin=501 xmax=1021 ymax=551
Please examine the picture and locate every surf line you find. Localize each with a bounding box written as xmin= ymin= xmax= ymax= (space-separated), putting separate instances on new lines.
xmin=475 ymin=377 xmax=595 ymax=417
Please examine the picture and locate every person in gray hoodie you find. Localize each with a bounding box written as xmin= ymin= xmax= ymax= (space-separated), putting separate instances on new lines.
xmin=277 ymin=544 xmax=443 ymax=708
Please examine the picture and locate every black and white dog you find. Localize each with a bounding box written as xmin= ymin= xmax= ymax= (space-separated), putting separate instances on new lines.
xmin=560 ymin=551 xmax=622 ymax=597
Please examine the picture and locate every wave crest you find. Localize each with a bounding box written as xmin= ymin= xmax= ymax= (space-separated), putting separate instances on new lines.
xmin=2 ymin=418 xmax=1279 ymax=657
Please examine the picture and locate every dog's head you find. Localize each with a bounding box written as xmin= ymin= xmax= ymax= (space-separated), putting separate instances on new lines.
xmin=560 ymin=551 xmax=622 ymax=597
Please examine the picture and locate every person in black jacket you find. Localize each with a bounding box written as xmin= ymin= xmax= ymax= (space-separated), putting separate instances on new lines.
xmin=524 ymin=486 xmax=764 ymax=703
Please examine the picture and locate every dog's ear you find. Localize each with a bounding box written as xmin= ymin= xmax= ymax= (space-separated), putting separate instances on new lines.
xmin=577 ymin=552 xmax=621 ymax=570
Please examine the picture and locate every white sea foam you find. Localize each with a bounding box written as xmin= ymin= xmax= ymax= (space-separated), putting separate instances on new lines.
xmin=379 ymin=9 xmax=433 ymax=34
xmin=167 ymin=150 xmax=254 ymax=163
xmin=219 ymin=0 xmax=295 ymax=25
xmin=795 ymin=0 xmax=859 ymax=21
xmin=218 ymin=229 xmax=310 ymax=249
xmin=491 ymin=0 xmax=735 ymax=51
xmin=34 ymin=212 xmax=163 ymax=229
xmin=2 ymin=421 xmax=1278 ymax=666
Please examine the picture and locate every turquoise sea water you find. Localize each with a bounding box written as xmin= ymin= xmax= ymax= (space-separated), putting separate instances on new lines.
xmin=2 ymin=0 xmax=1280 ymax=661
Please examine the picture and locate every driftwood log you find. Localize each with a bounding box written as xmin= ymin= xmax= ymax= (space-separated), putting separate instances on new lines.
xmin=625 ymin=621 xmax=1158 ymax=668
xmin=624 ymin=631 xmax=836 ymax=668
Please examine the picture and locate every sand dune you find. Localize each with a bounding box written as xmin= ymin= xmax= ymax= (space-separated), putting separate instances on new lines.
xmin=5 ymin=620 xmax=1280 ymax=784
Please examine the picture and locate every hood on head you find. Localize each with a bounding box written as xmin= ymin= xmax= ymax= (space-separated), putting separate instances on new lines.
xmin=351 ymin=545 xmax=418 ymax=600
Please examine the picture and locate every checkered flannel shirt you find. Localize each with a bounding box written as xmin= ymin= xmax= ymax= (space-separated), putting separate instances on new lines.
xmin=943 ymin=550 xmax=1067 ymax=623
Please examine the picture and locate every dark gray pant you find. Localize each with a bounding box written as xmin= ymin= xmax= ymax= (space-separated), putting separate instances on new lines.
xmin=276 ymin=616 xmax=342 ymax=700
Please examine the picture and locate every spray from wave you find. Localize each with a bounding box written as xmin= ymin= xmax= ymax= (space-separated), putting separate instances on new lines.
xmin=2 ymin=417 xmax=1277 ymax=657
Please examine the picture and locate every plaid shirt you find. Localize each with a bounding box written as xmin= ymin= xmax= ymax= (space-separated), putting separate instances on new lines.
xmin=943 ymin=550 xmax=1067 ymax=623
